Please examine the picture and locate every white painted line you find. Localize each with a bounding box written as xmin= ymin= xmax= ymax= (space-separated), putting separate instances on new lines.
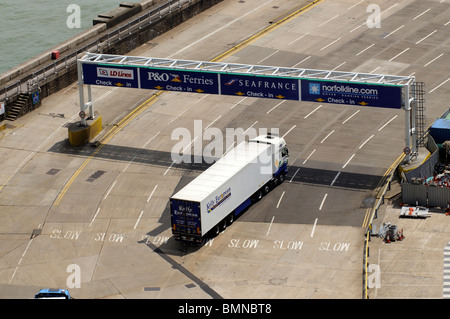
xmin=231 ymin=97 xmax=247 ymax=109
xmin=429 ymin=77 xmax=450 ymax=93
xmin=320 ymin=37 xmax=342 ymax=51
xmin=382 ymin=3 xmax=398 ymax=15
xmin=356 ymin=43 xmax=375 ymax=56
xmin=258 ymin=50 xmax=279 ymax=64
xmin=424 ymin=53 xmax=444 ymax=67
xmin=347 ymin=0 xmax=364 ymax=10
xmin=342 ymin=154 xmax=355 ymax=169
xmin=266 ymin=216 xmax=275 ymax=236
xmin=292 ymin=56 xmax=311 ymax=68
xmin=311 ymin=218 xmax=318 ymax=237
xmin=134 ymin=210 xmax=145 ymax=230
xmin=413 ymin=8 xmax=431 ymax=20
xmin=244 ymin=121 xmax=258 ymax=134
xmin=303 ymin=149 xmax=316 ymax=165
xmin=276 ymin=191 xmax=285 ymax=209
xmin=319 ymin=193 xmax=328 ymax=210
xmin=349 ymin=23 xmax=365 ymax=33
xmin=304 ymin=105 xmax=322 ymax=118
xmin=147 ymin=184 xmax=158 ymax=203
xmin=331 ymin=172 xmax=341 ymax=186
xmin=332 ymin=62 xmax=346 ymax=71
xmin=288 ymin=33 xmax=309 ymax=46
xmin=282 ymin=125 xmax=296 ymax=138
xmin=204 ymin=115 xmax=222 ymax=130
xmin=167 ymin=0 xmax=273 ymax=58
xmin=90 ymin=207 xmax=101 ymax=227
xmin=389 ymin=48 xmax=409 ymax=61
xmin=182 ymin=136 xmax=199 ymax=153
xmin=416 ymin=30 xmax=437 ymax=44
xmin=359 ymin=134 xmax=375 ymax=149
xmin=123 ymin=155 xmax=136 ymax=172
xmin=289 ymin=168 xmax=300 ymax=182
xmin=9 ymin=238 xmax=34 ymax=284
xmin=370 ymin=67 xmax=380 ymax=74
xmin=384 ymin=25 xmax=404 ymax=38
xmin=318 ymin=14 xmax=339 ymax=28
xmin=445 ymin=20 xmax=450 ymax=26
xmin=267 ymin=100 xmax=286 ymax=114
xmin=143 ymin=131 xmax=160 ymax=148
xmin=168 ymin=109 xmax=188 ymax=124
xmin=378 ymin=115 xmax=398 ymax=131
xmin=164 ymin=161 xmax=175 ymax=176
xmin=342 ymin=110 xmax=360 ymax=124
xmin=103 ymin=180 xmax=117 ymax=199
xmin=320 ymin=130 xmax=335 ymax=144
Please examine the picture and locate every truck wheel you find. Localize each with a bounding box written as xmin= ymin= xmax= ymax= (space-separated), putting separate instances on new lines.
xmin=221 ymin=219 xmax=227 ymax=231
xmin=252 ymin=190 xmax=263 ymax=202
xmin=278 ymin=173 xmax=285 ymax=184
xmin=213 ymin=225 xmax=220 ymax=237
xmin=263 ymin=184 xmax=270 ymax=194
xmin=228 ymin=213 xmax=234 ymax=225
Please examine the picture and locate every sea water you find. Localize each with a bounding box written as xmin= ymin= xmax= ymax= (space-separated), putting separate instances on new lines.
xmin=0 ymin=0 xmax=124 ymax=75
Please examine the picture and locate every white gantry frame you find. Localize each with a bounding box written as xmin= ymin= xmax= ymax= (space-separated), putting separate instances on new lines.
xmin=77 ymin=53 xmax=418 ymax=161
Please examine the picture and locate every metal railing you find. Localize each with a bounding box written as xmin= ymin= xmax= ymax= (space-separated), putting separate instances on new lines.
xmin=362 ymin=152 xmax=405 ymax=298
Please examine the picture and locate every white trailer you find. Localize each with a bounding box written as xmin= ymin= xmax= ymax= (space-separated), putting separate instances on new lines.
xmin=170 ymin=134 xmax=289 ymax=245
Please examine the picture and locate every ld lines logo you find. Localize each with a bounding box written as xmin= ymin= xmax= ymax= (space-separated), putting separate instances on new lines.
xmin=97 ymin=67 xmax=134 ymax=80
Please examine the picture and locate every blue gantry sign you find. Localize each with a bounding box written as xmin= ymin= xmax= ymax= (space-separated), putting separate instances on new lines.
xmin=81 ymin=62 xmax=403 ymax=109
xmin=139 ymin=68 xmax=219 ymax=94
xmin=220 ymin=73 xmax=300 ymax=101
xmin=82 ymin=63 xmax=140 ymax=88
xmin=300 ymin=79 xmax=402 ymax=109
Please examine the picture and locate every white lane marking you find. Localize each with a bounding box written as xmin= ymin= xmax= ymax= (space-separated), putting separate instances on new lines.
xmin=331 ymin=172 xmax=341 ymax=186
xmin=320 ymin=130 xmax=335 ymax=144
xmin=266 ymin=216 xmax=275 ymax=236
xmin=319 ymin=193 xmax=328 ymax=211
xmin=311 ymin=218 xmax=318 ymax=237
xmin=304 ymin=105 xmax=322 ymax=118
xmin=430 ymin=77 xmax=450 ymax=93
xmin=342 ymin=110 xmax=360 ymax=124
xmin=303 ymin=149 xmax=316 ymax=165
xmin=167 ymin=0 xmax=274 ymax=57
xmin=378 ymin=115 xmax=398 ymax=131
xmin=276 ymin=191 xmax=285 ymax=209
xmin=389 ymin=47 xmax=409 ymax=61
xmin=359 ymin=134 xmax=375 ymax=149
xmin=342 ymin=154 xmax=355 ymax=169
xmin=424 ymin=53 xmax=444 ymax=67
xmin=416 ymin=30 xmax=437 ymax=44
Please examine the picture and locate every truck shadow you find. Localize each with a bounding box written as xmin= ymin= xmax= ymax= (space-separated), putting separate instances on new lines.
xmin=48 ymin=140 xmax=383 ymax=250
xmin=48 ymin=139 xmax=383 ymax=191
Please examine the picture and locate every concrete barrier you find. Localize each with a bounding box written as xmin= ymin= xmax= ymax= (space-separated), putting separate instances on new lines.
xmin=68 ymin=114 xmax=103 ymax=146
xmin=94 ymin=3 xmax=143 ymax=28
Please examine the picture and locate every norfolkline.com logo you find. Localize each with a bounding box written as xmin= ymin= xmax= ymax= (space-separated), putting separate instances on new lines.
xmin=97 ymin=67 xmax=134 ymax=80
xmin=309 ymin=83 xmax=321 ymax=95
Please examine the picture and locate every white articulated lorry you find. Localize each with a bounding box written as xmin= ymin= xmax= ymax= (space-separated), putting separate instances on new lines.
xmin=170 ymin=134 xmax=289 ymax=245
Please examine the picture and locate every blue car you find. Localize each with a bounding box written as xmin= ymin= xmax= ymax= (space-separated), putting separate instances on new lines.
xmin=34 ymin=288 xmax=71 ymax=299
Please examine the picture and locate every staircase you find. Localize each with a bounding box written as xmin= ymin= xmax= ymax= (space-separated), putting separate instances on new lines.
xmin=5 ymin=93 xmax=31 ymax=121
